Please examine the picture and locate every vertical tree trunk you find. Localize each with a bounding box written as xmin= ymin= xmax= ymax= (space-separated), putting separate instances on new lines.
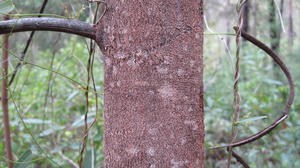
xmin=252 ymin=0 xmax=258 ymax=36
xmin=241 ymin=0 xmax=250 ymax=48
xmin=1 ymin=15 xmax=14 ymax=168
xmin=288 ymin=0 xmax=294 ymax=47
xmin=96 ymin=1 xmax=204 ymax=167
xmin=268 ymin=0 xmax=282 ymax=53
xmin=242 ymin=0 xmax=250 ymax=33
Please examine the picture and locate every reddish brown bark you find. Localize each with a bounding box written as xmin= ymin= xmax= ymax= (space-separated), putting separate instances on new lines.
xmin=96 ymin=1 xmax=204 ymax=167
xmin=2 ymin=15 xmax=14 ymax=168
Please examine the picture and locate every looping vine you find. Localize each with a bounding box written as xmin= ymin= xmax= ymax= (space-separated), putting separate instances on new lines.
xmin=212 ymin=1 xmax=295 ymax=167
xmin=212 ymin=24 xmax=295 ymax=168
xmin=225 ymin=26 xmax=294 ymax=148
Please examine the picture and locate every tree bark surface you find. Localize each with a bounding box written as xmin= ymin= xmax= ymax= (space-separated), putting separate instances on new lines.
xmin=96 ymin=0 xmax=204 ymax=167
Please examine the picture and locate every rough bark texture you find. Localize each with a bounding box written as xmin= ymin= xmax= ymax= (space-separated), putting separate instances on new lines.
xmin=96 ymin=0 xmax=204 ymax=167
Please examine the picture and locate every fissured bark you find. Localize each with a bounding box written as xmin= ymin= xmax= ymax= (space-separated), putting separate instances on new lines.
xmin=96 ymin=1 xmax=204 ymax=167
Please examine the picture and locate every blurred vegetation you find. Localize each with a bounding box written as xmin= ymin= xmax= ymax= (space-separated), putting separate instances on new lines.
xmin=204 ymin=0 xmax=300 ymax=167
xmin=0 ymin=0 xmax=299 ymax=168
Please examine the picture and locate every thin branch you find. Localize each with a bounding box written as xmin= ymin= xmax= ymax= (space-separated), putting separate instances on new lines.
xmin=273 ymin=0 xmax=286 ymax=33
xmin=0 ymin=17 xmax=96 ymax=39
xmin=58 ymin=152 xmax=79 ymax=168
xmin=231 ymin=151 xmax=250 ymax=168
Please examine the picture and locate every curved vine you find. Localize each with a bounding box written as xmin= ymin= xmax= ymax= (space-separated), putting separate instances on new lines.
xmin=213 ymin=27 xmax=295 ymax=149
xmin=212 ymin=27 xmax=295 ymax=167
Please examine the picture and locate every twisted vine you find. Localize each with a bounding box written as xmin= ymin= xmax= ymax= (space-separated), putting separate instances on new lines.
xmin=227 ymin=1 xmax=246 ymax=167
xmin=212 ymin=27 xmax=295 ymax=167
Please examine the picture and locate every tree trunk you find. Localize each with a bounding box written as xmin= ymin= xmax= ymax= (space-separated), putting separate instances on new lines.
xmin=96 ymin=1 xmax=204 ymax=167
xmin=268 ymin=0 xmax=282 ymax=53
xmin=252 ymin=0 xmax=258 ymax=37
xmin=288 ymin=0 xmax=294 ymax=47
xmin=242 ymin=0 xmax=250 ymax=33
xmin=2 ymin=15 xmax=14 ymax=168
xmin=241 ymin=0 xmax=250 ymax=47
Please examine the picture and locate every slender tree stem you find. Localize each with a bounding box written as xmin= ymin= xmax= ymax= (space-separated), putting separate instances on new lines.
xmin=1 ymin=15 xmax=14 ymax=168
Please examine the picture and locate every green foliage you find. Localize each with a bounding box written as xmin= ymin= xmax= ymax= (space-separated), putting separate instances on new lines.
xmin=1 ymin=36 xmax=104 ymax=167
xmin=0 ymin=0 xmax=14 ymax=14
xmin=83 ymin=148 xmax=95 ymax=168
xmin=13 ymin=150 xmax=32 ymax=168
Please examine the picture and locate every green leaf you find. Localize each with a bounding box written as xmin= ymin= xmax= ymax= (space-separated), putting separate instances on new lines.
xmin=66 ymin=90 xmax=79 ymax=101
xmin=0 ymin=0 xmax=14 ymax=14
xmin=235 ymin=116 xmax=268 ymax=125
xmin=71 ymin=113 xmax=96 ymax=128
xmin=263 ymin=79 xmax=283 ymax=85
xmin=206 ymin=97 xmax=214 ymax=107
xmin=39 ymin=125 xmax=64 ymax=137
xmin=83 ymin=148 xmax=94 ymax=168
xmin=13 ymin=150 xmax=32 ymax=168
xmin=23 ymin=119 xmax=52 ymax=125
